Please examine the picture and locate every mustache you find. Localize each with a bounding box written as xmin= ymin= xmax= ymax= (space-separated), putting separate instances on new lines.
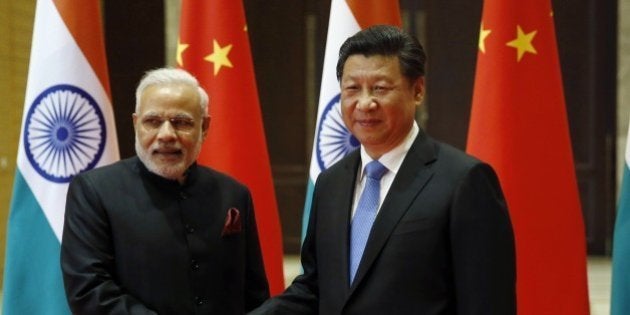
xmin=151 ymin=144 xmax=183 ymax=152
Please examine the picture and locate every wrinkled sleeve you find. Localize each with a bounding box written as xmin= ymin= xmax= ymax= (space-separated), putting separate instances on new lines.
xmin=61 ymin=175 xmax=157 ymax=315
xmin=450 ymin=163 xmax=516 ymax=315
xmin=244 ymin=191 xmax=272 ymax=311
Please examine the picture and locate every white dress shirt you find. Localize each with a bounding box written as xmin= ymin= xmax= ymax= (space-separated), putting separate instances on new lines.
xmin=351 ymin=122 xmax=419 ymax=218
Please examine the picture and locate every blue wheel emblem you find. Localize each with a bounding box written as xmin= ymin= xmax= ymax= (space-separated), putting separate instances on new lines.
xmin=315 ymin=94 xmax=359 ymax=171
xmin=24 ymin=84 xmax=106 ymax=183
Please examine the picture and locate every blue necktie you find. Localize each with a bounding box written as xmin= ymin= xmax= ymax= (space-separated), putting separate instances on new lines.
xmin=349 ymin=160 xmax=388 ymax=283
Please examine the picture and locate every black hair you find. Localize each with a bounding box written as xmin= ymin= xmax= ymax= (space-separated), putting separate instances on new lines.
xmin=336 ymin=25 xmax=426 ymax=82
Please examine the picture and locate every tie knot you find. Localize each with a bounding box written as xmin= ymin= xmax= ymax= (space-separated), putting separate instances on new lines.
xmin=364 ymin=161 xmax=387 ymax=180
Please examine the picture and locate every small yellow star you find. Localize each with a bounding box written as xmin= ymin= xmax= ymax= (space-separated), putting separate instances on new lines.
xmin=176 ymin=38 xmax=189 ymax=67
xmin=506 ymin=25 xmax=537 ymax=62
xmin=478 ymin=22 xmax=492 ymax=53
xmin=244 ymin=24 xmax=248 ymax=32
xmin=204 ymin=39 xmax=233 ymax=75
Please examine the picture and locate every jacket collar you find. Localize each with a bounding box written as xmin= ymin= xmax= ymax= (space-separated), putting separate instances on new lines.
xmin=134 ymin=156 xmax=199 ymax=190
xmin=346 ymin=130 xmax=437 ymax=296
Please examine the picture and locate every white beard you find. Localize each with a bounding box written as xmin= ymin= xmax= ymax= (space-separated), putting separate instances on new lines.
xmin=135 ymin=134 xmax=204 ymax=181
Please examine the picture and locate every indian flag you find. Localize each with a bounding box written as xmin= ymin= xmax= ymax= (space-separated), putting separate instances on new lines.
xmin=2 ymin=0 xmax=119 ymax=314
xmin=612 ymin=117 xmax=630 ymax=315
xmin=302 ymin=0 xmax=401 ymax=237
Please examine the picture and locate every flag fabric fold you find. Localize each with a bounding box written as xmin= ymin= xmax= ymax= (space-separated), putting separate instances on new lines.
xmin=2 ymin=0 xmax=119 ymax=314
xmin=177 ymin=0 xmax=285 ymax=294
xmin=612 ymin=118 xmax=630 ymax=315
xmin=302 ymin=0 xmax=401 ymax=238
xmin=466 ymin=1 xmax=590 ymax=314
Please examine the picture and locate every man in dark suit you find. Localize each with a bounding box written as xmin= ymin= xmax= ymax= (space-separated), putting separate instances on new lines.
xmin=61 ymin=68 xmax=269 ymax=314
xmin=251 ymin=25 xmax=516 ymax=314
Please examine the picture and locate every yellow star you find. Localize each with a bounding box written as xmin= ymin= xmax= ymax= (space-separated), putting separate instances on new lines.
xmin=244 ymin=24 xmax=248 ymax=32
xmin=506 ymin=25 xmax=537 ymax=62
xmin=176 ymin=38 xmax=189 ymax=67
xmin=478 ymin=22 xmax=492 ymax=53
xmin=204 ymin=39 xmax=233 ymax=75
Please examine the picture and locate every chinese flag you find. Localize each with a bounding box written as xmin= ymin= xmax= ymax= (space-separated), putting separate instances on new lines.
xmin=178 ymin=0 xmax=285 ymax=294
xmin=467 ymin=1 xmax=590 ymax=314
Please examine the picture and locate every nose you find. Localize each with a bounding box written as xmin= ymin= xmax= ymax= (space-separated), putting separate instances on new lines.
xmin=356 ymin=92 xmax=376 ymax=111
xmin=156 ymin=120 xmax=177 ymax=141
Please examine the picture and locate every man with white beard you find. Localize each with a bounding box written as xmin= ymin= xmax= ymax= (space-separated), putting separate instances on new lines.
xmin=61 ymin=68 xmax=269 ymax=315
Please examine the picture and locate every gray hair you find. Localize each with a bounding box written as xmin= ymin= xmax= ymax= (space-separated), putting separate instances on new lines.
xmin=135 ymin=68 xmax=209 ymax=114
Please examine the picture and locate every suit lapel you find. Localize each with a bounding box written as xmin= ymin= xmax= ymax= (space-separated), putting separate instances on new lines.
xmin=348 ymin=132 xmax=437 ymax=294
xmin=327 ymin=151 xmax=361 ymax=296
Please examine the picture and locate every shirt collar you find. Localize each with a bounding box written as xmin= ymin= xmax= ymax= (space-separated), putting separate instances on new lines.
xmin=359 ymin=122 xmax=419 ymax=177
xmin=136 ymin=157 xmax=199 ymax=189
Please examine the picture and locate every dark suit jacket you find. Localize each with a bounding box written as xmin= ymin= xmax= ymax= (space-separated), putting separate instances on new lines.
xmin=252 ymin=131 xmax=515 ymax=314
xmin=61 ymin=157 xmax=269 ymax=314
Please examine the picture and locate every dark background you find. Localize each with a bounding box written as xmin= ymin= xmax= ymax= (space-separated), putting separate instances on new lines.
xmin=103 ymin=0 xmax=617 ymax=255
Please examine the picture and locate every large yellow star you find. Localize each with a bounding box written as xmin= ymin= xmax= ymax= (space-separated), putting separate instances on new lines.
xmin=204 ymin=39 xmax=233 ymax=75
xmin=506 ymin=25 xmax=537 ymax=62
xmin=478 ymin=22 xmax=491 ymax=53
xmin=176 ymin=38 xmax=189 ymax=67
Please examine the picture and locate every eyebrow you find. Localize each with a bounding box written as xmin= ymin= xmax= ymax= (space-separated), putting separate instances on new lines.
xmin=140 ymin=112 xmax=194 ymax=119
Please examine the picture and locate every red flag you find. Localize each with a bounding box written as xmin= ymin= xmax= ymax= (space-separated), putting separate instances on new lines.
xmin=467 ymin=1 xmax=589 ymax=314
xmin=178 ymin=0 xmax=285 ymax=294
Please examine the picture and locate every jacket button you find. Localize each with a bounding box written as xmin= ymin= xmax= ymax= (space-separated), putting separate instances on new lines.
xmin=184 ymin=224 xmax=195 ymax=233
xmin=191 ymin=260 xmax=200 ymax=270
xmin=195 ymin=296 xmax=204 ymax=305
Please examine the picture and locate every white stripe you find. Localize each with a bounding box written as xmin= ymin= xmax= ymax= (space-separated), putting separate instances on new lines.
xmin=309 ymin=0 xmax=360 ymax=179
xmin=626 ymin=113 xmax=630 ymax=167
xmin=17 ymin=0 xmax=119 ymax=241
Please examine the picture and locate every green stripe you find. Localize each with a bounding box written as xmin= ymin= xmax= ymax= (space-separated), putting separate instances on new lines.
xmin=301 ymin=179 xmax=315 ymax=243
xmin=2 ymin=170 xmax=71 ymax=315
xmin=612 ymin=165 xmax=630 ymax=315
